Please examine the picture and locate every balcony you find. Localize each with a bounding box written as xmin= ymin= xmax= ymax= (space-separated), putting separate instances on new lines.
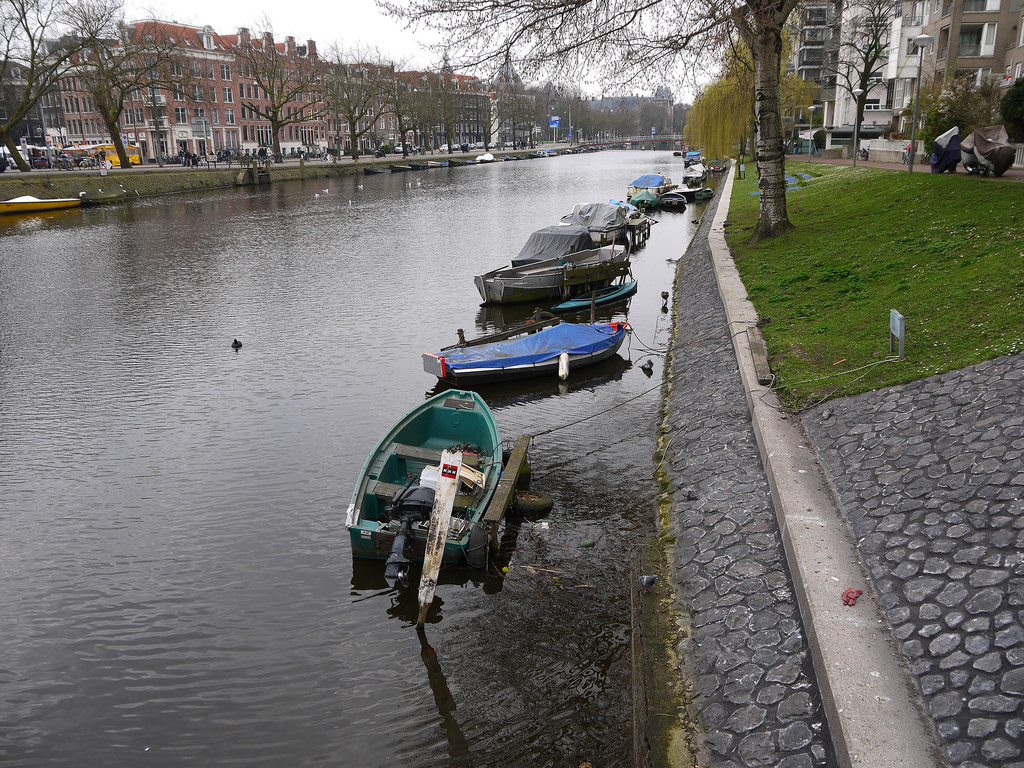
xmin=959 ymin=44 xmax=982 ymax=56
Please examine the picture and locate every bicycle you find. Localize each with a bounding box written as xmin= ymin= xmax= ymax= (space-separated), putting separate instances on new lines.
xmin=902 ymin=148 xmax=912 ymax=165
xmin=53 ymin=156 xmax=76 ymax=171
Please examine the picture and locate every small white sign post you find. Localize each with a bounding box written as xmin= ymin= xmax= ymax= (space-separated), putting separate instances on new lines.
xmin=890 ymin=309 xmax=905 ymax=359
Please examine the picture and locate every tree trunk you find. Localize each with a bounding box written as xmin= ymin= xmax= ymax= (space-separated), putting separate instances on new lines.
xmin=1 ymin=131 xmax=31 ymax=172
xmin=347 ymin=120 xmax=360 ymax=161
xmin=104 ymin=117 xmax=132 ymax=170
xmin=749 ymin=25 xmax=794 ymax=243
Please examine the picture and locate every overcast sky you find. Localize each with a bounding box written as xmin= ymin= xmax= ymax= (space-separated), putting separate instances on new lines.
xmin=123 ymin=0 xmax=440 ymax=68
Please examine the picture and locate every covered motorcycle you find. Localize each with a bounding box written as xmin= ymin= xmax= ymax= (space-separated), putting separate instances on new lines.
xmin=960 ymin=125 xmax=1015 ymax=177
xmin=930 ymin=126 xmax=960 ymax=173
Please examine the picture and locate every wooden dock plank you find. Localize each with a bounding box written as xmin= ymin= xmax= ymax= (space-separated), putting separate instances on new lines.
xmin=483 ymin=435 xmax=531 ymax=524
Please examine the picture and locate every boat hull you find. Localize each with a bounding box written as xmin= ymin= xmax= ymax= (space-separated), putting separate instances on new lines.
xmin=475 ymin=246 xmax=629 ymax=304
xmin=551 ymin=280 xmax=638 ymax=312
xmin=346 ymin=390 xmax=502 ymax=566
xmin=0 ymin=195 xmax=82 ymax=215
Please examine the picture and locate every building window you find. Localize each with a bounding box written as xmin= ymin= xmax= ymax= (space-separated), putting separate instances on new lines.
xmin=212 ymin=110 xmax=219 ymax=125
xmin=209 ymin=87 xmax=217 ymax=103
xmin=221 ymin=64 xmax=231 ymax=80
xmin=171 ymin=61 xmax=182 ymax=76
xmin=174 ymin=107 xmax=188 ymax=123
xmin=207 ymin=63 xmax=214 ymax=79
xmin=225 ymin=109 xmax=235 ymax=125
xmin=223 ymin=87 xmax=233 ymax=103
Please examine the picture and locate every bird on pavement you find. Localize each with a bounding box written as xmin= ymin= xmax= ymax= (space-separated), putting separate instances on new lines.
xmin=639 ymin=574 xmax=657 ymax=593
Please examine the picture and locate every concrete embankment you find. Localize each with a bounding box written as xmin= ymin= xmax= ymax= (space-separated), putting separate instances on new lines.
xmin=653 ymin=165 xmax=950 ymax=768
xmin=0 ymin=160 xmax=366 ymax=201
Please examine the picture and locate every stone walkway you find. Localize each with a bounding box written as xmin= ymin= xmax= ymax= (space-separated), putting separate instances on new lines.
xmin=660 ymin=190 xmax=835 ymax=768
xmin=802 ymin=356 xmax=1024 ymax=768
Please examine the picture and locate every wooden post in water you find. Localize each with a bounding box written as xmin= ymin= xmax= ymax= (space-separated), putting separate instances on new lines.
xmin=417 ymin=449 xmax=463 ymax=627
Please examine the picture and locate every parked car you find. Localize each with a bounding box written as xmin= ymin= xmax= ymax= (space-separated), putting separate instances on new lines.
xmin=438 ymin=144 xmax=449 ymax=153
xmin=459 ymin=143 xmax=469 ymax=152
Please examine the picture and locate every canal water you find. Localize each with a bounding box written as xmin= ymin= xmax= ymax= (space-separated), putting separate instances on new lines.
xmin=0 ymin=151 xmax=716 ymax=767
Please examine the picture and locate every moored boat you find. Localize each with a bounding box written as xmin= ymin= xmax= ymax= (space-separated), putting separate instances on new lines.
xmin=0 ymin=195 xmax=83 ymax=215
xmin=694 ymin=187 xmax=715 ymax=200
xmin=626 ymin=173 xmax=677 ymax=199
xmin=659 ymin=190 xmax=688 ymax=210
xmin=345 ymin=390 xmax=503 ymax=579
xmin=423 ymin=321 xmax=628 ymax=385
xmin=363 ymin=166 xmax=387 ymax=174
xmin=389 ymin=164 xmax=412 ymax=172
xmin=474 ymin=245 xmax=630 ymax=304
xmin=79 ymin=188 xmax=128 ymax=206
xmin=629 ymin=189 xmax=659 ymax=209
xmin=551 ymin=279 xmax=638 ymax=313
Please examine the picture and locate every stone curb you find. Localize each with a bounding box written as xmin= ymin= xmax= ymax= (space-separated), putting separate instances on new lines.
xmin=706 ymin=166 xmax=945 ymax=768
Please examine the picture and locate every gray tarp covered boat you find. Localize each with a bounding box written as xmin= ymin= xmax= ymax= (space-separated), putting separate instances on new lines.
xmin=510 ymin=224 xmax=594 ymax=267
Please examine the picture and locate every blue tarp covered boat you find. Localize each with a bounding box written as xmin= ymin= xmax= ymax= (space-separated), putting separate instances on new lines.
xmin=423 ymin=322 xmax=627 ymax=385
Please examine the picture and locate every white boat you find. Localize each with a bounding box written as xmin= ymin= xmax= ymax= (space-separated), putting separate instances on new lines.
xmin=625 ymin=173 xmax=677 ymax=198
xmin=477 ymin=153 xmax=495 ymax=163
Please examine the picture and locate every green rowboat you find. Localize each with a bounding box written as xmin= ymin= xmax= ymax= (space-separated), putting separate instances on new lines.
xmin=346 ymin=390 xmax=503 ymax=580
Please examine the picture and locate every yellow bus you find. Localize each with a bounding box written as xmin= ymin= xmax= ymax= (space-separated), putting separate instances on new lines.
xmin=65 ymin=143 xmax=142 ymax=167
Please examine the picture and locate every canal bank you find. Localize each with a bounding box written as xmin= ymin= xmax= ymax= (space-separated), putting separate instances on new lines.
xmin=656 ymin=162 xmax=1024 ymax=768
xmin=0 ymin=159 xmax=368 ymax=201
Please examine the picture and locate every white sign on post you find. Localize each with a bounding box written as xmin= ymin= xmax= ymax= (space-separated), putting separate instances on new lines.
xmin=890 ymin=309 xmax=905 ymax=359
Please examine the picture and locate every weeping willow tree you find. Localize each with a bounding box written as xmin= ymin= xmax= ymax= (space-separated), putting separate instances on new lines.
xmin=685 ymin=43 xmax=754 ymax=160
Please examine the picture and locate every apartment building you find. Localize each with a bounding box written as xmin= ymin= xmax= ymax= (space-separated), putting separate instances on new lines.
xmin=889 ymin=0 xmax=1022 ymax=130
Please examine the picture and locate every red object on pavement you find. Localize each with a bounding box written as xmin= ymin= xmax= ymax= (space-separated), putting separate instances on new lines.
xmin=842 ymin=588 xmax=863 ymax=606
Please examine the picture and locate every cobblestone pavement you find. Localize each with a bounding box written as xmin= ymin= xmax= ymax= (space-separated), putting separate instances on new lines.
xmin=802 ymin=355 xmax=1024 ymax=768
xmin=660 ymin=194 xmax=835 ymax=768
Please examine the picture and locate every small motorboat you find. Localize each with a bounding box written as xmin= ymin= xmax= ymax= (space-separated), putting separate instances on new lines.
xmin=629 ymin=189 xmax=659 ymax=209
xmin=423 ymin=321 xmax=628 ymax=385
xmin=476 ymin=153 xmax=495 ymax=163
xmin=694 ymin=188 xmax=715 ymax=201
xmin=0 ymin=195 xmax=83 ymax=215
xmin=363 ymin=166 xmax=387 ymax=175
xmin=79 ymin=188 xmax=128 ymax=206
xmin=551 ymin=279 xmax=638 ymax=313
xmin=659 ymin=190 xmax=688 ymax=210
xmin=346 ymin=390 xmax=504 ymax=581
xmin=473 ymin=227 xmax=630 ymax=304
xmin=389 ymin=164 xmax=412 ymax=172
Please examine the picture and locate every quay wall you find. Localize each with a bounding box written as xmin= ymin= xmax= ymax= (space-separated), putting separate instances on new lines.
xmin=0 ymin=161 xmax=368 ymax=201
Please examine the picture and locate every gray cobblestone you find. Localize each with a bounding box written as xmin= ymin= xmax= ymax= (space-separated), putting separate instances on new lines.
xmin=663 ymin=194 xmax=833 ymax=767
xmin=803 ymin=352 xmax=1024 ymax=768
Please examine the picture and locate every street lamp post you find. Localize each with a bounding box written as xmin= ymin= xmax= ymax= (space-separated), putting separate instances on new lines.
xmin=808 ymin=105 xmax=820 ymax=158
xmin=908 ymin=32 xmax=934 ymax=175
xmin=851 ymin=88 xmax=864 ymax=166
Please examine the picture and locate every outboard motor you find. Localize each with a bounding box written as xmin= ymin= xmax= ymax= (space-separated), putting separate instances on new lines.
xmin=382 ymin=484 xmax=435 ymax=588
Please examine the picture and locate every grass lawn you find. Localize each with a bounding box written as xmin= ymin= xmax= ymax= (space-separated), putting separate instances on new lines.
xmin=724 ymin=161 xmax=1024 ymax=409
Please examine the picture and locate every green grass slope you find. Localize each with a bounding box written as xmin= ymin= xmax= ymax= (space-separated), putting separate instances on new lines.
xmin=725 ymin=161 xmax=1024 ymax=409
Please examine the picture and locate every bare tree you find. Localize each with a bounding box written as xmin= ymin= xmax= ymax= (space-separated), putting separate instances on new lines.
xmin=1 ymin=0 xmax=89 ymax=171
xmin=826 ymin=0 xmax=899 ymax=144
xmin=232 ymin=21 xmax=323 ymax=160
xmin=322 ymin=45 xmax=390 ymax=161
xmin=383 ymin=61 xmax=416 ymax=156
xmin=67 ymin=6 xmax=189 ymax=169
xmin=384 ymin=0 xmax=803 ymax=241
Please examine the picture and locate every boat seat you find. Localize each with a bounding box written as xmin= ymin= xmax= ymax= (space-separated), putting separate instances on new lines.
xmin=393 ymin=443 xmax=479 ymax=468
xmin=370 ymin=479 xmax=475 ymax=513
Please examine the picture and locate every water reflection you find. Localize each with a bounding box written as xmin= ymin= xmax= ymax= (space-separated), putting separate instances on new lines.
xmin=0 ymin=150 xmax=716 ymax=767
